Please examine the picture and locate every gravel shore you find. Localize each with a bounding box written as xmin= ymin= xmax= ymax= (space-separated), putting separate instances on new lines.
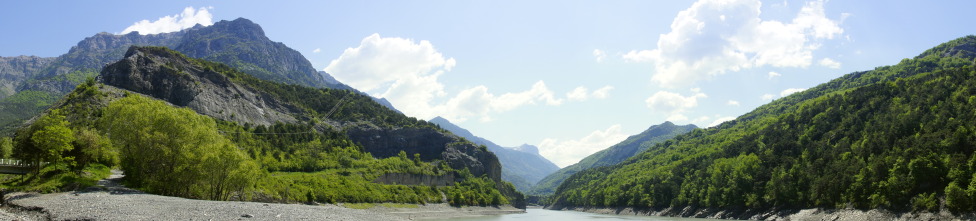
xmin=557 ymin=206 xmax=976 ymax=221
xmin=0 ymin=170 xmax=523 ymax=220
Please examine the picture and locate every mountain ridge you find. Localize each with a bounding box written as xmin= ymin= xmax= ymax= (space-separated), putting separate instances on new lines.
xmin=548 ymin=35 xmax=976 ymax=215
xmin=429 ymin=116 xmax=559 ymax=192
xmin=0 ymin=18 xmax=359 ymax=135
xmin=530 ymin=121 xmax=696 ymax=195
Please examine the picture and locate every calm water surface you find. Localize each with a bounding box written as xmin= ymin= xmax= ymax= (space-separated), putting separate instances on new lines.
xmin=432 ymin=208 xmax=714 ymax=221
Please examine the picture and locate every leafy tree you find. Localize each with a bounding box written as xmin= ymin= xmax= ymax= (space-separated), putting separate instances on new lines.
xmin=30 ymin=110 xmax=75 ymax=171
xmin=99 ymin=95 xmax=257 ymax=200
xmin=0 ymin=137 xmax=12 ymax=158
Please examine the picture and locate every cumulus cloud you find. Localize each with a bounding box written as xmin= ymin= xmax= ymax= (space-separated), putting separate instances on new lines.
xmin=120 ymin=7 xmax=214 ymax=35
xmin=708 ymin=116 xmax=737 ymax=127
xmin=593 ymin=49 xmax=608 ymax=63
xmin=760 ymin=87 xmax=807 ymax=102
xmin=727 ymin=100 xmax=740 ymax=106
xmin=627 ymin=0 xmax=843 ymax=87
xmin=538 ymin=125 xmax=629 ymax=167
xmin=780 ymin=88 xmax=807 ymax=97
xmin=646 ymin=88 xmax=707 ymax=121
xmin=325 ymin=34 xmax=590 ymax=123
xmin=768 ymin=71 xmax=782 ymax=79
xmin=312 ymin=48 xmax=321 ymax=53
xmin=819 ymin=57 xmax=841 ymax=68
xmin=567 ymin=86 xmax=614 ymax=101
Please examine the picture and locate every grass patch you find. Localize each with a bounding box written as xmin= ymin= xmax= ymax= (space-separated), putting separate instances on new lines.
xmin=342 ymin=203 xmax=375 ymax=209
xmin=1 ymin=163 xmax=111 ymax=193
xmin=341 ymin=202 xmax=420 ymax=209
xmin=379 ymin=203 xmax=420 ymax=208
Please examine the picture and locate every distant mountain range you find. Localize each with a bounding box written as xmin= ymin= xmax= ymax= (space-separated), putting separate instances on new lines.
xmin=0 ymin=18 xmax=389 ymax=135
xmin=530 ymin=121 xmax=696 ymax=195
xmin=429 ymin=117 xmax=560 ymax=192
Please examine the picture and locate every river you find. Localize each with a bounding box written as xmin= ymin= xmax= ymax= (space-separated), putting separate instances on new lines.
xmin=431 ymin=208 xmax=713 ymax=221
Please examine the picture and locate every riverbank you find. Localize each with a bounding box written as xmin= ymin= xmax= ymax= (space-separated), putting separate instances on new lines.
xmin=1 ymin=189 xmax=523 ymax=221
xmin=554 ymin=206 xmax=976 ymax=221
xmin=0 ymin=170 xmax=523 ymax=220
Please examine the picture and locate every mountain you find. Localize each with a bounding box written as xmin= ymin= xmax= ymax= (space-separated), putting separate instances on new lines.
xmin=531 ymin=122 xmax=696 ymax=195
xmin=429 ymin=116 xmax=560 ymax=192
xmin=0 ymin=18 xmax=353 ymax=135
xmin=0 ymin=56 xmax=56 ymax=99
xmin=548 ymin=36 xmax=976 ymax=215
xmin=14 ymin=46 xmax=523 ymax=208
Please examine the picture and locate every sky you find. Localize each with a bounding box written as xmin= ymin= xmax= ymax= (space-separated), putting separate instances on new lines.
xmin=3 ymin=1 xmax=976 ymax=167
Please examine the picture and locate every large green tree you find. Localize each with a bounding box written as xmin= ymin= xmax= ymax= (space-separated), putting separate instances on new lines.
xmin=29 ymin=110 xmax=75 ymax=171
xmin=99 ymin=95 xmax=257 ymax=200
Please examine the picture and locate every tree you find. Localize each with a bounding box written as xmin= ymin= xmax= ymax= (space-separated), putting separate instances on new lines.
xmin=73 ymin=128 xmax=118 ymax=167
xmin=30 ymin=110 xmax=75 ymax=171
xmin=0 ymin=137 xmax=12 ymax=159
xmin=99 ymin=95 xmax=257 ymax=199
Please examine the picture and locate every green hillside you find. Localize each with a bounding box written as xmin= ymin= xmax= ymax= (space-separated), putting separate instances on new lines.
xmin=531 ymin=122 xmax=696 ymax=195
xmin=549 ymin=36 xmax=976 ymax=213
xmin=8 ymin=46 xmax=516 ymax=207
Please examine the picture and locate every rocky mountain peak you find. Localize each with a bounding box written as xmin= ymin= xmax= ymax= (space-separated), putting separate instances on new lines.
xmin=100 ymin=46 xmax=300 ymax=126
xmin=512 ymin=144 xmax=540 ymax=155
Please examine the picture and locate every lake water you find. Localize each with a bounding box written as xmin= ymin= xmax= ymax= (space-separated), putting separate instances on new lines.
xmin=431 ymin=208 xmax=713 ymax=221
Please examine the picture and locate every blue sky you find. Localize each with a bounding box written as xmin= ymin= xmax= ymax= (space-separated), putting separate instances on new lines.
xmin=3 ymin=1 xmax=976 ymax=167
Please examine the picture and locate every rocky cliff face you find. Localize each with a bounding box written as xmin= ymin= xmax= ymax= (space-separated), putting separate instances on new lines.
xmin=1 ymin=18 xmax=352 ymax=135
xmin=0 ymin=56 xmax=55 ymax=98
xmin=344 ymin=122 xmax=501 ymax=182
xmin=175 ymin=18 xmax=333 ymax=89
xmin=100 ymin=47 xmax=300 ymax=126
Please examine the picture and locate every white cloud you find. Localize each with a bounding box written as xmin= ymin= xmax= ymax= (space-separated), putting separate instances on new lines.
xmin=818 ymin=57 xmax=841 ymax=68
xmin=646 ymin=89 xmax=707 ymax=121
xmin=768 ymin=71 xmax=782 ymax=79
xmin=760 ymin=87 xmax=807 ymax=102
xmin=780 ymin=88 xmax=807 ymax=97
xmin=567 ymin=86 xmax=614 ymax=101
xmin=629 ymin=0 xmax=843 ymax=87
xmin=313 ymin=48 xmax=321 ymax=53
xmin=622 ymin=50 xmax=655 ymax=63
xmin=538 ymin=125 xmax=629 ymax=167
xmin=120 ymin=7 xmax=214 ymax=35
xmin=593 ymin=49 xmax=607 ymax=63
xmin=325 ymin=34 xmax=588 ymax=123
xmin=708 ymin=116 xmax=737 ymax=127
xmin=727 ymin=100 xmax=740 ymax=106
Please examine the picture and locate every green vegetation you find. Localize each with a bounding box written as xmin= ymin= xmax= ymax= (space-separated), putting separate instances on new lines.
xmin=7 ymin=48 xmax=512 ymax=207
xmin=99 ymin=95 xmax=258 ymax=200
xmin=550 ymin=36 xmax=976 ymax=213
xmin=531 ymin=122 xmax=695 ymax=196
xmin=1 ymin=137 xmax=13 ymax=158
xmin=342 ymin=203 xmax=421 ymax=209
xmin=0 ymin=90 xmax=60 ymax=136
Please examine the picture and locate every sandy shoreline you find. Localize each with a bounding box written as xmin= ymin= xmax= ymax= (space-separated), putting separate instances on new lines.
xmin=553 ymin=206 xmax=976 ymax=221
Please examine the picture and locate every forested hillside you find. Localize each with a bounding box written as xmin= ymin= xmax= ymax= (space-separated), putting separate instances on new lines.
xmin=531 ymin=122 xmax=695 ymax=195
xmin=9 ymin=46 xmax=522 ymax=208
xmin=549 ymin=36 xmax=976 ymax=213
